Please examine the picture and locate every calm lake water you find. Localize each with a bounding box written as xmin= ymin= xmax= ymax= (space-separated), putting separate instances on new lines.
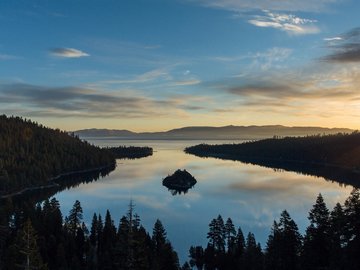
xmin=54 ymin=139 xmax=353 ymax=263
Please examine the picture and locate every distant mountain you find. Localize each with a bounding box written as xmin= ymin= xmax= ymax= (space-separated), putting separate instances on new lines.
xmin=74 ymin=125 xmax=354 ymax=140
xmin=74 ymin=128 xmax=136 ymax=137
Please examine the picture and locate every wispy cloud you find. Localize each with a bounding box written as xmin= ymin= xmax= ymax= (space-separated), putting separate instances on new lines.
xmin=227 ymin=67 xmax=360 ymax=102
xmin=207 ymin=61 xmax=360 ymax=127
xmin=0 ymin=82 xmax=208 ymax=121
xmin=50 ymin=47 xmax=89 ymax=58
xmin=191 ymin=0 xmax=339 ymax=12
xmin=322 ymin=28 xmax=360 ymax=63
xmin=172 ymin=79 xmax=201 ymax=86
xmin=324 ymin=37 xmax=342 ymax=41
xmin=248 ymin=10 xmax=319 ymax=35
xmin=91 ymin=69 xmax=172 ymax=88
xmin=0 ymin=83 xmax=180 ymax=118
xmin=0 ymin=53 xmax=20 ymax=60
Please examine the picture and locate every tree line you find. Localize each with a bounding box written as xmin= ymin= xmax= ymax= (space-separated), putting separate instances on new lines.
xmin=185 ymin=132 xmax=360 ymax=187
xmin=0 ymin=199 xmax=179 ymax=270
xmin=1 ymin=189 xmax=360 ymax=269
xmin=188 ymin=189 xmax=360 ymax=270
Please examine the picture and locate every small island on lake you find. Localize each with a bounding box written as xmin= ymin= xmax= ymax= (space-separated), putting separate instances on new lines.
xmin=162 ymin=169 xmax=197 ymax=195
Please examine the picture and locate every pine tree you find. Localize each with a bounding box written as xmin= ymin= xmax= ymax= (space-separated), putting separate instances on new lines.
xmin=329 ymin=202 xmax=346 ymax=269
xmin=151 ymin=219 xmax=179 ymax=270
xmin=343 ymin=188 xmax=360 ymax=270
xmin=67 ymin=200 xmax=83 ymax=235
xmin=225 ymin=218 xmax=236 ymax=252
xmin=244 ymin=232 xmax=263 ymax=270
xmin=189 ymin=246 xmax=204 ymax=270
xmin=265 ymin=210 xmax=301 ymax=270
xmin=207 ymin=215 xmax=226 ymax=253
xmin=302 ymin=193 xmax=330 ymax=270
xmin=16 ymin=219 xmax=47 ymax=270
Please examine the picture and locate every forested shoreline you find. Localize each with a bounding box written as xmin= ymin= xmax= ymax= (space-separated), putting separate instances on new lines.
xmin=0 ymin=115 xmax=155 ymax=197
xmin=105 ymin=146 xmax=153 ymax=159
xmin=1 ymin=190 xmax=360 ymax=269
xmin=185 ymin=132 xmax=360 ymax=187
xmin=0 ymin=115 xmax=116 ymax=195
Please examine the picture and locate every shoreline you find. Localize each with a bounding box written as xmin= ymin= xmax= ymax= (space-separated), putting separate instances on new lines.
xmin=0 ymin=163 xmax=115 ymax=199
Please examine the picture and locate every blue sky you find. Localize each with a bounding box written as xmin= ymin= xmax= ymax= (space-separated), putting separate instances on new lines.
xmin=1 ymin=0 xmax=360 ymax=131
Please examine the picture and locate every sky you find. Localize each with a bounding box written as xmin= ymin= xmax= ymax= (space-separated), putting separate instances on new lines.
xmin=0 ymin=0 xmax=360 ymax=132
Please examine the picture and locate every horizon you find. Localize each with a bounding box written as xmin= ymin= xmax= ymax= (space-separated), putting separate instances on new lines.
xmin=72 ymin=123 xmax=355 ymax=133
xmin=1 ymin=1 xmax=360 ymax=131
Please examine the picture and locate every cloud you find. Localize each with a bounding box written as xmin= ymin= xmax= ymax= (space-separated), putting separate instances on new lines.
xmin=248 ymin=10 xmax=319 ymax=35
xmin=50 ymin=47 xmax=89 ymax=58
xmin=227 ymin=72 xmax=359 ymax=101
xmin=0 ymin=83 xmax=181 ymax=118
xmin=322 ymin=28 xmax=360 ymax=63
xmin=172 ymin=79 xmax=201 ymax=86
xmin=324 ymin=37 xmax=342 ymax=41
xmin=0 ymin=53 xmax=20 ymax=60
xmin=95 ymin=69 xmax=171 ymax=86
xmin=191 ymin=0 xmax=338 ymax=12
xmin=212 ymin=62 xmax=360 ymax=126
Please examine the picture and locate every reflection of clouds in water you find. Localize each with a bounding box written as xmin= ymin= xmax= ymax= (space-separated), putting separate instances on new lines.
xmin=201 ymin=162 xmax=353 ymax=230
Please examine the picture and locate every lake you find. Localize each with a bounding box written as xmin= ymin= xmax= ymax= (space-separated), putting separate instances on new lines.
xmin=54 ymin=139 xmax=354 ymax=263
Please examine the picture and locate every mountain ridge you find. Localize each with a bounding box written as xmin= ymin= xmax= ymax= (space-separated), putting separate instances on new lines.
xmin=74 ymin=125 xmax=354 ymax=140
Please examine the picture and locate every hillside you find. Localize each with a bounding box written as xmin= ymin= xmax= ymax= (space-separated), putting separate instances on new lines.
xmin=74 ymin=125 xmax=353 ymax=140
xmin=0 ymin=115 xmax=115 ymax=195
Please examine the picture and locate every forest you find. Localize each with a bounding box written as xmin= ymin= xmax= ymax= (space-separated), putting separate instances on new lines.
xmin=105 ymin=146 xmax=153 ymax=159
xmin=0 ymin=115 xmax=115 ymax=195
xmin=0 ymin=190 xmax=360 ymax=269
xmin=185 ymin=132 xmax=360 ymax=187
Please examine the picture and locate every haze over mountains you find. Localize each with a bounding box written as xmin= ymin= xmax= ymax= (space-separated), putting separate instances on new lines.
xmin=74 ymin=125 xmax=354 ymax=140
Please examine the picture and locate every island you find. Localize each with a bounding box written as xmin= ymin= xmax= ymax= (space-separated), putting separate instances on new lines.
xmin=162 ymin=169 xmax=197 ymax=195
xmin=185 ymin=132 xmax=360 ymax=187
xmin=105 ymin=146 xmax=153 ymax=159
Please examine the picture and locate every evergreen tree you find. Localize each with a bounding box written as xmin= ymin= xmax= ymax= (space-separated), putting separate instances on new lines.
xmin=329 ymin=202 xmax=346 ymax=270
xmin=189 ymin=246 xmax=204 ymax=270
xmin=265 ymin=210 xmax=301 ymax=270
xmin=16 ymin=219 xmax=47 ymax=270
xmin=343 ymin=188 xmax=360 ymax=270
xmin=302 ymin=193 xmax=330 ymax=270
xmin=244 ymin=232 xmax=263 ymax=270
xmin=67 ymin=200 xmax=83 ymax=235
xmin=151 ymin=219 xmax=179 ymax=270
xmin=90 ymin=213 xmax=98 ymax=246
xmin=234 ymin=226 xmax=246 ymax=269
xmin=207 ymin=215 xmax=226 ymax=253
xmin=225 ymin=217 xmax=236 ymax=252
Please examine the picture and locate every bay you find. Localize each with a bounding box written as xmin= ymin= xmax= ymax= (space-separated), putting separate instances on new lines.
xmin=54 ymin=139 xmax=353 ymax=263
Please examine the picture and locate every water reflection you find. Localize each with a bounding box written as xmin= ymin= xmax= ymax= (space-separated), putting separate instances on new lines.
xmin=54 ymin=140 xmax=354 ymax=263
xmin=164 ymin=186 xmax=195 ymax=196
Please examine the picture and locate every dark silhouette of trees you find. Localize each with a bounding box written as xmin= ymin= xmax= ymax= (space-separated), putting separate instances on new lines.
xmin=265 ymin=210 xmax=302 ymax=270
xmin=0 ymin=115 xmax=115 ymax=195
xmin=105 ymin=146 xmax=153 ymax=159
xmin=152 ymin=219 xmax=179 ymax=270
xmin=302 ymin=194 xmax=331 ymax=270
xmin=0 ymin=199 xmax=179 ymax=270
xmin=185 ymin=132 xmax=360 ymax=187
xmin=2 ymin=191 xmax=360 ymax=269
